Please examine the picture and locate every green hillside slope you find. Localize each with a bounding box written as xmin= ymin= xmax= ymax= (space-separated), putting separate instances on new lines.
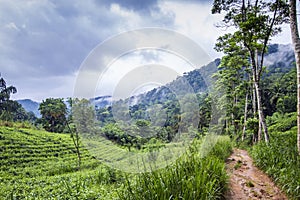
xmin=0 ymin=126 xmax=121 ymax=199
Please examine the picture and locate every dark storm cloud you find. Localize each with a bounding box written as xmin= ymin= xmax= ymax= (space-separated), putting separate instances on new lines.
xmin=0 ymin=0 xmax=115 ymax=78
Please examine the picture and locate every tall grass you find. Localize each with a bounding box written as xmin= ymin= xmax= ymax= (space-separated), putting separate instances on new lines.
xmin=251 ymin=128 xmax=300 ymax=199
xmin=119 ymin=136 xmax=232 ymax=200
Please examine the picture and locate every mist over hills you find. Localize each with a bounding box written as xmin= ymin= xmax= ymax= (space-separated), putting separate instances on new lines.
xmin=17 ymin=44 xmax=295 ymax=116
xmin=122 ymin=43 xmax=295 ymax=107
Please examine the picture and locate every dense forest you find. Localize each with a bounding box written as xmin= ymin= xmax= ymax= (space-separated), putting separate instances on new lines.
xmin=1 ymin=0 xmax=300 ymax=199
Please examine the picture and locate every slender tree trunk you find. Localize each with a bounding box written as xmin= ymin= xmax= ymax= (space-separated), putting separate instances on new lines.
xmin=289 ymin=0 xmax=300 ymax=155
xmin=254 ymin=50 xmax=263 ymax=142
xmin=252 ymin=81 xmax=258 ymax=143
xmin=254 ymin=81 xmax=269 ymax=143
xmin=75 ymin=131 xmax=81 ymax=169
xmin=242 ymin=92 xmax=248 ymax=141
xmin=252 ymin=82 xmax=257 ymax=114
xmin=67 ymin=122 xmax=81 ymax=170
xmin=251 ymin=51 xmax=269 ymax=143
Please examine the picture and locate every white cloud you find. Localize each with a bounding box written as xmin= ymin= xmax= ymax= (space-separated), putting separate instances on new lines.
xmin=158 ymin=1 xmax=226 ymax=58
xmin=12 ymin=73 xmax=77 ymax=102
xmin=4 ymin=22 xmax=20 ymax=32
xmin=73 ymin=28 xmax=212 ymax=99
xmin=95 ymin=49 xmax=194 ymax=98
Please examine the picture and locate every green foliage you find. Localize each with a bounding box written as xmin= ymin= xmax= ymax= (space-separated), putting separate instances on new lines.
xmin=96 ymin=106 xmax=115 ymax=125
xmin=39 ymin=98 xmax=67 ymax=133
xmin=119 ymin=136 xmax=232 ymax=200
xmin=101 ymin=123 xmax=146 ymax=151
xmin=0 ymin=100 xmax=31 ymax=121
xmin=0 ymin=75 xmax=33 ymax=122
xmin=206 ymin=136 xmax=233 ymax=161
xmin=262 ymin=67 xmax=297 ymax=116
xmin=245 ymin=181 xmax=254 ymax=188
xmin=267 ymin=112 xmax=297 ymax=133
xmin=0 ymin=120 xmax=36 ymax=129
xmin=212 ymin=0 xmax=290 ymax=143
xmin=213 ymin=37 xmax=250 ymax=135
xmin=72 ymin=98 xmax=96 ymax=134
xmin=0 ymin=75 xmax=17 ymax=108
xmin=234 ymin=160 xmax=242 ymax=170
xmin=198 ymin=93 xmax=212 ymax=133
xmin=250 ymin=130 xmax=300 ymax=199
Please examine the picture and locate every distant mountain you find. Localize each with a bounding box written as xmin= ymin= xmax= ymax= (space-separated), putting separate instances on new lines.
xmin=125 ymin=58 xmax=221 ymax=106
xmin=264 ymin=44 xmax=295 ymax=74
xmin=16 ymin=96 xmax=113 ymax=117
xmin=122 ymin=43 xmax=294 ymax=107
xmin=17 ymin=99 xmax=40 ymax=117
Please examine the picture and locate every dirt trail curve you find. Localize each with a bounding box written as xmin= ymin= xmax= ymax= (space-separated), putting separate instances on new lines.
xmin=225 ymin=148 xmax=287 ymax=200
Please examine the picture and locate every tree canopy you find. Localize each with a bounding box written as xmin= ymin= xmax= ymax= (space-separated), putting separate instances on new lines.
xmin=39 ymin=98 xmax=67 ymax=133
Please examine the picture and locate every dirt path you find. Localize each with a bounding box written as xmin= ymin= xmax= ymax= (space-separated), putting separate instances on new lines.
xmin=225 ymin=148 xmax=287 ymax=200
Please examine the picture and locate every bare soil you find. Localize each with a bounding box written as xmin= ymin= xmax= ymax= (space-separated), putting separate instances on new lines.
xmin=225 ymin=148 xmax=287 ymax=200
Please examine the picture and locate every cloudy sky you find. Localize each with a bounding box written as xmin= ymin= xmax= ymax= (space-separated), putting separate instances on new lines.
xmin=0 ymin=0 xmax=292 ymax=102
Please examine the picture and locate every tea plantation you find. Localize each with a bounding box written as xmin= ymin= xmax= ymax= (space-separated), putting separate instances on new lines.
xmin=0 ymin=125 xmax=232 ymax=199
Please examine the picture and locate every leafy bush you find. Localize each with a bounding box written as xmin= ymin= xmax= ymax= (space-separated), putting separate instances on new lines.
xmin=250 ymin=129 xmax=300 ymax=199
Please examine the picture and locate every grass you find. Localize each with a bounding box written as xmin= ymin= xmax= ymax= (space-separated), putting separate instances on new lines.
xmin=0 ymin=125 xmax=233 ymax=199
xmin=119 ymin=136 xmax=233 ymax=200
xmin=234 ymin=160 xmax=242 ymax=170
xmin=250 ymin=126 xmax=300 ymax=199
xmin=245 ymin=181 xmax=254 ymax=188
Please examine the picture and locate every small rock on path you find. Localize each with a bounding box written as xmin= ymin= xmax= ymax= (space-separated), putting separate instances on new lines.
xmin=225 ymin=148 xmax=287 ymax=200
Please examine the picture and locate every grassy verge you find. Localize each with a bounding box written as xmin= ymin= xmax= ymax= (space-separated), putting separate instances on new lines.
xmin=119 ymin=136 xmax=233 ymax=200
xmin=250 ymin=127 xmax=300 ymax=199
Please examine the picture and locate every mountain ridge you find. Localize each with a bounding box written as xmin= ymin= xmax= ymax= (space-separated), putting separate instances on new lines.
xmin=17 ymin=43 xmax=295 ymax=113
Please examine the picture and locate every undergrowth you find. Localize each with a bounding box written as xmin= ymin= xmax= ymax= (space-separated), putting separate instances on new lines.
xmin=119 ymin=136 xmax=232 ymax=200
xmin=251 ymin=127 xmax=300 ymax=199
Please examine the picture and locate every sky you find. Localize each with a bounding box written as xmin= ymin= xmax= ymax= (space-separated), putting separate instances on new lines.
xmin=0 ymin=0 xmax=292 ymax=102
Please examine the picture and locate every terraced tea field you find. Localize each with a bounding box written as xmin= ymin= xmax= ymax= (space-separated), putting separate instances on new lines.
xmin=0 ymin=126 xmax=123 ymax=199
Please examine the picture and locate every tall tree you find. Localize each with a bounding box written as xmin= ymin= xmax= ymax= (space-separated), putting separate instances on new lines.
xmin=214 ymin=37 xmax=250 ymax=137
xmin=39 ymin=98 xmax=67 ymax=133
xmin=72 ymin=98 xmax=95 ymax=134
xmin=0 ymin=74 xmax=17 ymax=120
xmin=289 ymin=0 xmax=300 ymax=154
xmin=212 ymin=0 xmax=289 ymax=143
